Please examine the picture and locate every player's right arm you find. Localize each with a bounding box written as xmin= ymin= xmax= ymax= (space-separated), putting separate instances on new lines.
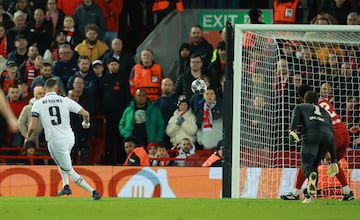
xmin=78 ymin=108 xmax=90 ymax=129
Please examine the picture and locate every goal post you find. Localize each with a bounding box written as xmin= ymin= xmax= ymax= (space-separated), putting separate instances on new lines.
xmin=232 ymin=24 xmax=360 ymax=199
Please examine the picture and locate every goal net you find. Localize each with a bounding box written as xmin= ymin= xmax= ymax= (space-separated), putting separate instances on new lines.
xmin=232 ymin=24 xmax=360 ymax=199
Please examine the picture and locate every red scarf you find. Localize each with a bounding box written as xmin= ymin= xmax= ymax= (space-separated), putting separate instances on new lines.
xmin=203 ymin=104 xmax=212 ymax=129
xmin=0 ymin=36 xmax=7 ymax=58
xmin=26 ymin=65 xmax=36 ymax=85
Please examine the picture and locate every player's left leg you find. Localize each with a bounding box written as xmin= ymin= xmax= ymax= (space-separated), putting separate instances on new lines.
xmin=49 ymin=138 xmax=101 ymax=200
xmin=301 ymin=140 xmax=320 ymax=203
xmin=335 ymin=131 xmax=354 ymax=201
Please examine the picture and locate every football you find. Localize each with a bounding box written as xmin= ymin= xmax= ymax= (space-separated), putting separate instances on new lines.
xmin=191 ymin=79 xmax=207 ymax=94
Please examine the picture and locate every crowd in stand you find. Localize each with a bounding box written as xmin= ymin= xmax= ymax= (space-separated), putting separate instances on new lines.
xmin=0 ymin=0 xmax=360 ymax=166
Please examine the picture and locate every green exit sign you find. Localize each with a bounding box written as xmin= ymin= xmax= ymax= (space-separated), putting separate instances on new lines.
xmin=198 ymin=10 xmax=273 ymax=30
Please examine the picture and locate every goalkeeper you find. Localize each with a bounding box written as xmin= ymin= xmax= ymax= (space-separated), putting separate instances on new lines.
xmin=287 ymin=90 xmax=338 ymax=203
xmin=281 ymin=85 xmax=354 ymax=202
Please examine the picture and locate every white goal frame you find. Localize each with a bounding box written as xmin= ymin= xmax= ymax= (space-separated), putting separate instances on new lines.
xmin=232 ymin=24 xmax=360 ymax=198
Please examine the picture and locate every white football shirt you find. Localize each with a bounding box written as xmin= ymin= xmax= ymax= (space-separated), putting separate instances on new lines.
xmin=31 ymin=92 xmax=82 ymax=142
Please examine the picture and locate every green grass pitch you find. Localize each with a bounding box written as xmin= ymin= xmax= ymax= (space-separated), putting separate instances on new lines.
xmin=0 ymin=197 xmax=358 ymax=220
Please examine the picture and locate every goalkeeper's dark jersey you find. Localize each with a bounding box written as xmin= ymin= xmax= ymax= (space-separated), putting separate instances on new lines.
xmin=290 ymin=103 xmax=333 ymax=133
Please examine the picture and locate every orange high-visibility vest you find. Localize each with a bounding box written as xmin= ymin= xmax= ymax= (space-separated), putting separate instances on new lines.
xmin=152 ymin=0 xmax=184 ymax=12
xmin=273 ymin=0 xmax=301 ymax=24
xmin=124 ymin=146 xmax=151 ymax=166
xmin=130 ymin=64 xmax=162 ymax=102
xmin=202 ymin=154 xmax=222 ymax=167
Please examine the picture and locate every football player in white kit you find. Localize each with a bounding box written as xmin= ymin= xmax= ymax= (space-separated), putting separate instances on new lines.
xmin=27 ymin=78 xmax=101 ymax=200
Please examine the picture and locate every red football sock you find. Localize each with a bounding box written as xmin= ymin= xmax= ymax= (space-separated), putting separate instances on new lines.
xmin=295 ymin=168 xmax=307 ymax=189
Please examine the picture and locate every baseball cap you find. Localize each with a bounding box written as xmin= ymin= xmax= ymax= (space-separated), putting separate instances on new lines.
xmin=6 ymin=60 xmax=17 ymax=67
xmin=147 ymin=142 xmax=158 ymax=150
xmin=177 ymin=95 xmax=189 ymax=106
xmin=107 ymin=57 xmax=120 ymax=65
xmin=92 ymin=60 xmax=103 ymax=66
xmin=15 ymin=34 xmax=27 ymax=41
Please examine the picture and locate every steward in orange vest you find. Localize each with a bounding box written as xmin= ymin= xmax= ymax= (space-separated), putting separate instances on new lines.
xmin=129 ymin=49 xmax=163 ymax=103
xmin=123 ymin=136 xmax=151 ymax=166
xmin=273 ymin=0 xmax=303 ymax=24
xmin=202 ymin=140 xmax=224 ymax=167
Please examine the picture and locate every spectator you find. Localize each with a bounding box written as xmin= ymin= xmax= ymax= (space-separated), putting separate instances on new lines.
xmin=17 ymin=45 xmax=39 ymax=85
xmin=5 ymin=10 xmax=28 ymax=53
xmin=341 ymin=96 xmax=359 ymax=129
xmin=188 ymin=24 xmax=213 ymax=68
xmin=61 ymin=15 xmax=82 ymax=48
xmin=189 ymin=76 xmax=211 ymax=114
xmin=119 ymin=88 xmax=164 ymax=148
xmin=294 ymin=45 xmax=320 ymax=86
xmin=273 ymin=58 xmax=291 ymax=96
xmin=30 ymin=62 xmax=65 ymax=95
xmin=202 ymin=140 xmax=224 ymax=167
xmin=168 ymin=43 xmax=191 ymax=82
xmin=173 ymin=137 xmax=196 ymax=166
xmin=98 ymin=58 xmax=131 ymax=164
xmin=320 ymin=0 xmax=354 ymax=25
xmin=7 ymin=34 xmax=28 ymax=66
xmin=49 ymin=30 xmax=67 ymax=63
xmin=68 ymin=76 xmax=95 ymax=165
xmin=129 ymin=48 xmax=163 ymax=102
xmin=273 ymin=0 xmax=303 ymax=24
xmin=18 ymin=85 xmax=45 ymax=148
xmin=20 ymin=54 xmax=43 ymax=88
xmin=20 ymin=140 xmax=47 ymax=165
xmin=248 ymin=96 xmax=272 ymax=149
xmin=25 ymin=8 xmax=53 ymax=55
xmin=310 ymin=11 xmax=338 ymax=24
xmin=45 ymin=0 xmax=65 ymax=36
xmin=102 ymin=38 xmax=135 ymax=78
xmin=67 ymin=55 xmax=98 ymax=95
xmin=166 ymin=95 xmax=197 ymax=147
xmin=6 ymin=83 xmax=27 ymax=147
xmin=154 ymin=145 xmax=173 ymax=166
xmin=123 ymin=136 xmax=150 ymax=166
xmin=175 ymin=53 xmax=204 ymax=100
xmin=91 ymin=59 xmax=104 ymax=78
xmin=346 ymin=11 xmax=359 ymax=24
xmin=334 ymin=62 xmax=359 ymax=106
xmin=147 ymin=142 xmax=158 ymax=166
xmin=207 ymin=41 xmax=226 ymax=89
xmin=74 ymin=0 xmax=105 ymax=39
xmin=248 ymin=8 xmax=265 ymax=24
xmin=196 ymin=88 xmax=223 ymax=149
xmin=52 ymin=44 xmax=78 ymax=87
xmin=8 ymin=0 xmax=34 ymax=24
xmin=154 ymin=78 xmax=178 ymax=149
xmin=95 ymin=0 xmax=122 ymax=47
xmin=57 ymin=0 xmax=82 ymax=16
xmin=17 ymin=78 xmax=31 ymax=103
xmin=74 ymin=24 xmax=109 ymax=62
xmin=1 ymin=60 xmax=18 ymax=93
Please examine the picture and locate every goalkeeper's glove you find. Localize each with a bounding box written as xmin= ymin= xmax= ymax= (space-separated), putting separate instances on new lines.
xmin=327 ymin=163 xmax=339 ymax=178
xmin=289 ymin=130 xmax=300 ymax=143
